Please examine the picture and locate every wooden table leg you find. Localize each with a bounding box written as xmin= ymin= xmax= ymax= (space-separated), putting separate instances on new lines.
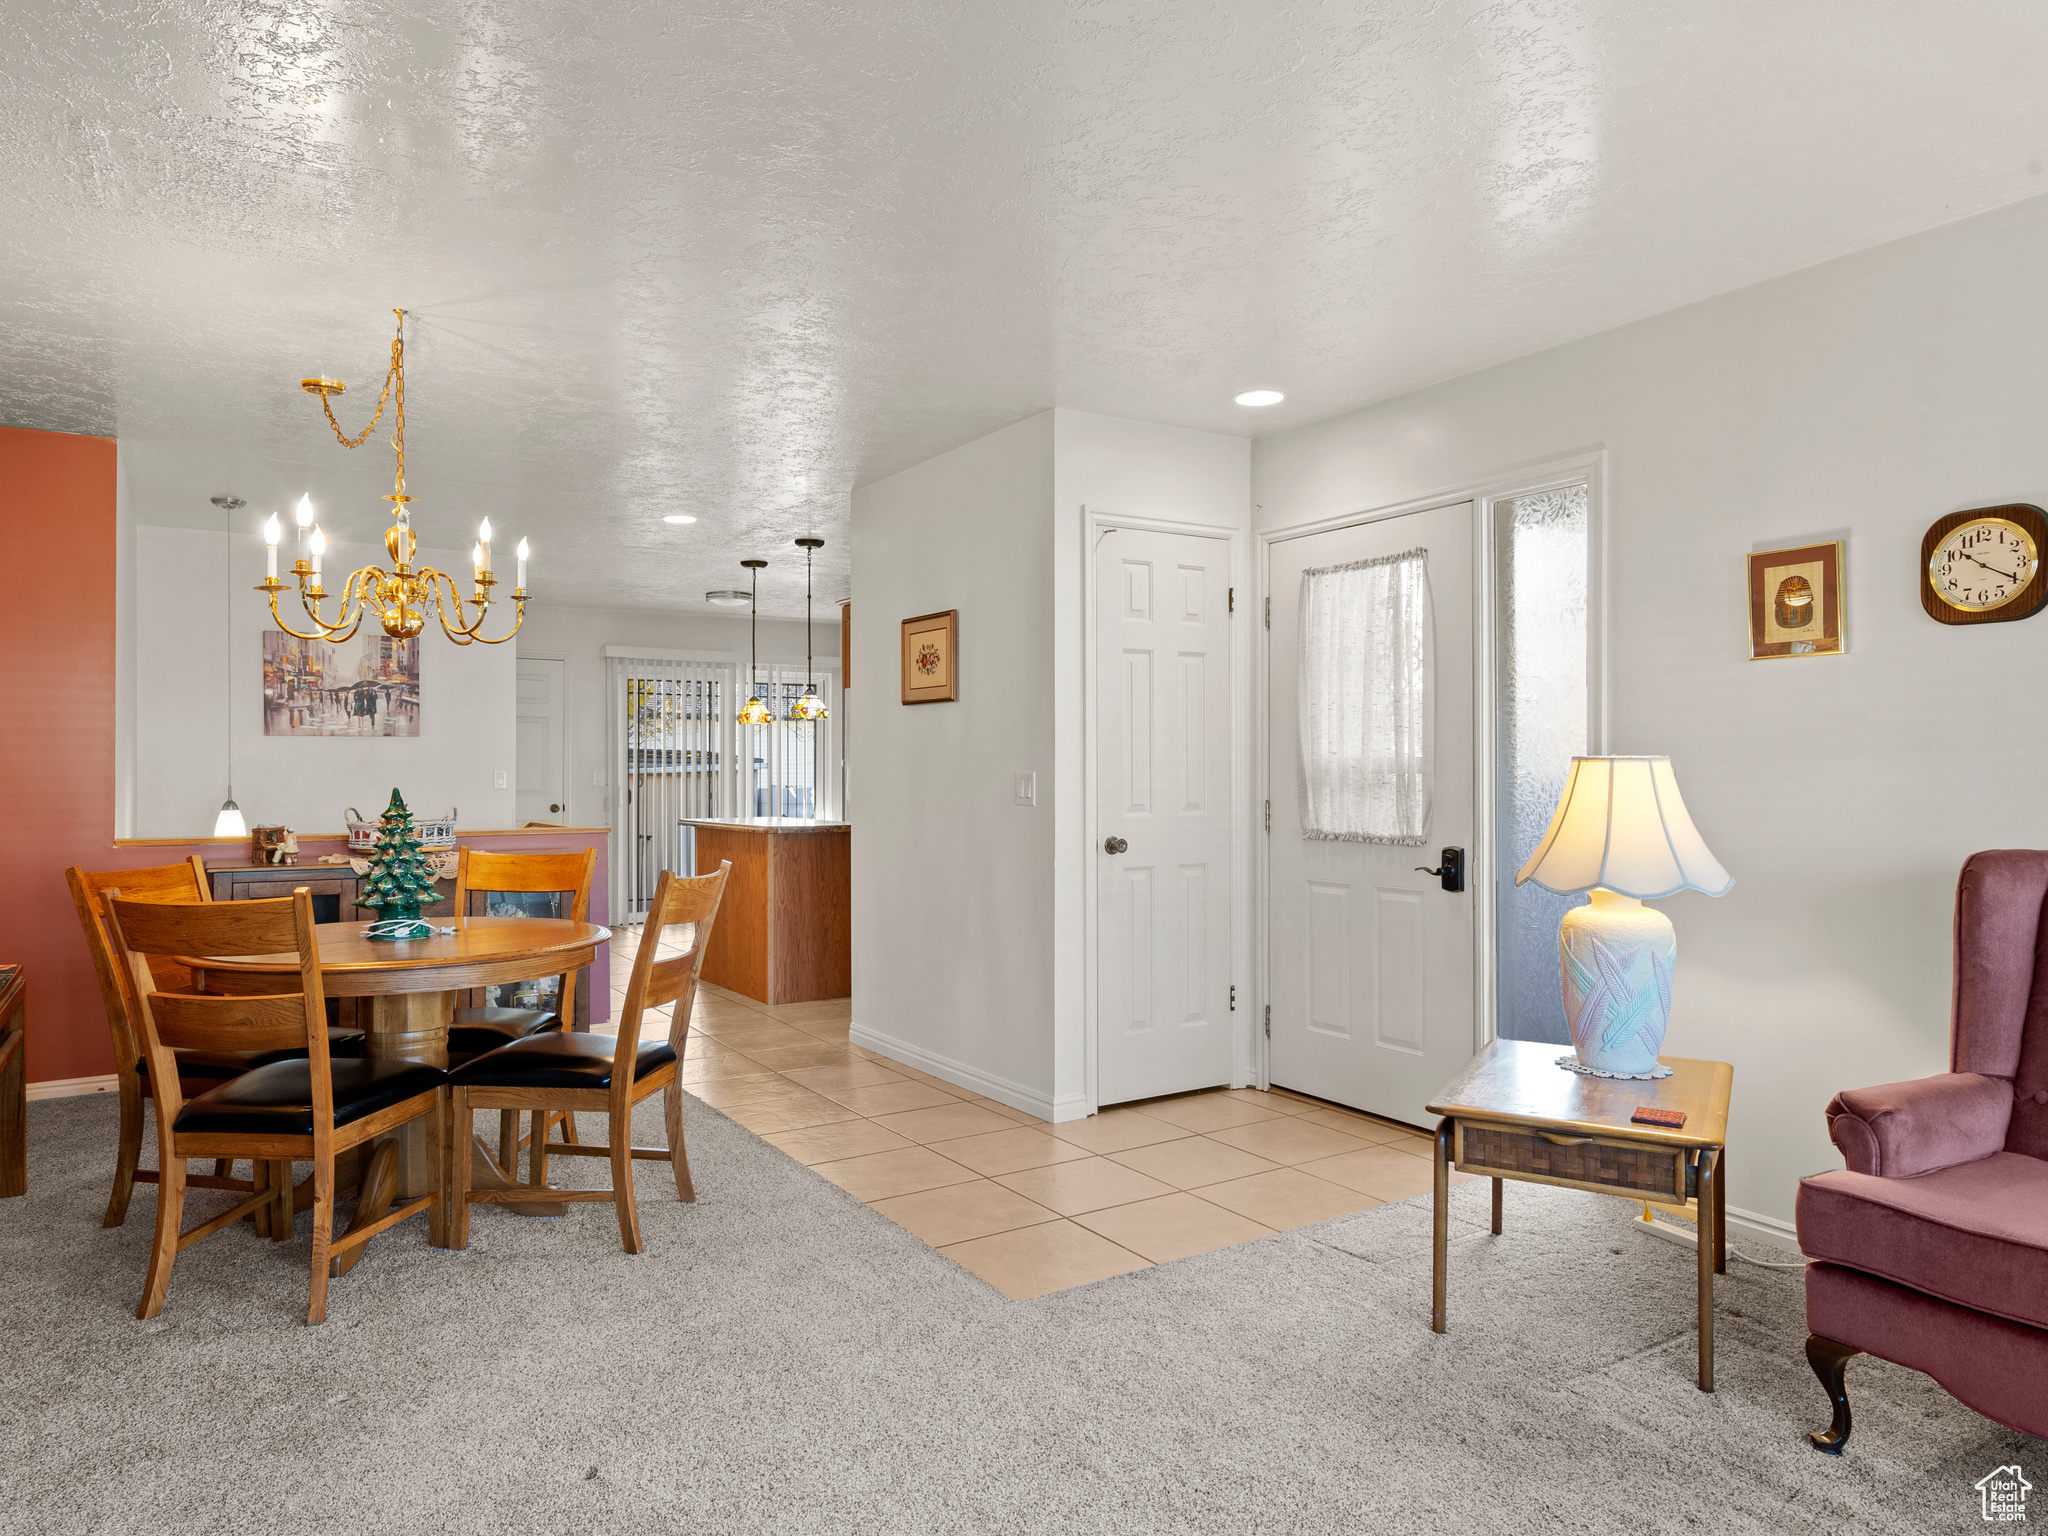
xmin=1432 ymin=1118 xmax=1452 ymax=1332
xmin=1490 ymin=1177 xmax=1502 ymax=1235
xmin=361 ymin=991 xmax=452 ymax=1203
xmin=1696 ymin=1146 xmax=1718 ymax=1393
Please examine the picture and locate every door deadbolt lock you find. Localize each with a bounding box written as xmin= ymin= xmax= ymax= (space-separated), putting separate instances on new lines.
xmin=1104 ymin=836 xmax=1129 ymax=854
xmin=1413 ymin=847 xmax=1465 ymax=893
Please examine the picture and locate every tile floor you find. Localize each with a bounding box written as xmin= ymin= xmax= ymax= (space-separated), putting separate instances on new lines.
xmin=600 ymin=924 xmax=1472 ymax=1300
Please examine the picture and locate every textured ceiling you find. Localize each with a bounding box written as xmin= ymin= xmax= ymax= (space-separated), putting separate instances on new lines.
xmin=4 ymin=1 xmax=2047 ymax=615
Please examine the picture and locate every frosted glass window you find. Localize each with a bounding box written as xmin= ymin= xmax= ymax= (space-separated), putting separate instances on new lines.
xmin=1495 ymin=486 xmax=1589 ymax=1044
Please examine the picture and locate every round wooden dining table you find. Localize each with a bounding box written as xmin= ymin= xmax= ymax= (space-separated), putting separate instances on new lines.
xmin=189 ymin=915 xmax=610 ymax=1255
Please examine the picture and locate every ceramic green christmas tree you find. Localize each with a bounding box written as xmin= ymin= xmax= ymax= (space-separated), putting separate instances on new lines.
xmin=358 ymin=788 xmax=439 ymax=938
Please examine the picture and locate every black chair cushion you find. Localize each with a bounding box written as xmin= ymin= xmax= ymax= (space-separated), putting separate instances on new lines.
xmin=447 ymin=1031 xmax=676 ymax=1090
xmin=445 ymin=1006 xmax=562 ymax=1056
xmin=138 ymin=1028 xmax=368 ymax=1083
xmin=173 ymin=1057 xmax=447 ymax=1136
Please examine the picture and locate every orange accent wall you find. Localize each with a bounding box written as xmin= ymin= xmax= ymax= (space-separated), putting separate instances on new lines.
xmin=0 ymin=426 xmax=119 ymax=1082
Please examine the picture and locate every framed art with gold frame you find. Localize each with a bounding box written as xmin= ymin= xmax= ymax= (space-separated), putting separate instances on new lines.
xmin=1746 ymin=542 xmax=1843 ymax=660
xmin=901 ymin=609 xmax=958 ymax=703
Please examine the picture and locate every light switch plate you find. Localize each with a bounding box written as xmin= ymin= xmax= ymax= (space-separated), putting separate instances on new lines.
xmin=1014 ymin=771 xmax=1036 ymax=806
xmin=593 ymin=768 xmax=607 ymax=787
xmin=494 ymin=769 xmax=508 ymax=790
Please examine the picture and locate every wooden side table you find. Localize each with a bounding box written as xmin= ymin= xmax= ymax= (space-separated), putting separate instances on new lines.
xmin=1426 ymin=1038 xmax=1734 ymax=1391
xmin=0 ymin=965 xmax=25 ymax=1198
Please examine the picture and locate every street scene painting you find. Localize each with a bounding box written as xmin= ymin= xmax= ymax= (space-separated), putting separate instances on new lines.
xmin=262 ymin=630 xmax=420 ymax=737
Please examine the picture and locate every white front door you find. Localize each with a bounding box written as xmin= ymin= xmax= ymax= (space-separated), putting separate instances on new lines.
xmin=1266 ymin=504 xmax=1477 ymax=1126
xmin=1097 ymin=527 xmax=1234 ymax=1106
xmin=516 ymin=657 xmax=568 ymax=824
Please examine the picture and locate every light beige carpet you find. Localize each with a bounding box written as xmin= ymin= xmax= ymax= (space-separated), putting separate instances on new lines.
xmin=0 ymin=1092 xmax=2029 ymax=1534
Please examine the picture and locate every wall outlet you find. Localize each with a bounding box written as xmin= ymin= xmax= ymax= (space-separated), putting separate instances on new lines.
xmin=494 ymin=769 xmax=508 ymax=790
xmin=1014 ymin=771 xmax=1037 ymax=806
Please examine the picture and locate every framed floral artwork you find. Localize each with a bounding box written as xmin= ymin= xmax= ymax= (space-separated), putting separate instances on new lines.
xmin=1746 ymin=541 xmax=1844 ymax=659
xmin=901 ymin=609 xmax=958 ymax=704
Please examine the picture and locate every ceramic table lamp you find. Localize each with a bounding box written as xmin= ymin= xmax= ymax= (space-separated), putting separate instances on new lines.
xmin=1515 ymin=756 xmax=1732 ymax=1079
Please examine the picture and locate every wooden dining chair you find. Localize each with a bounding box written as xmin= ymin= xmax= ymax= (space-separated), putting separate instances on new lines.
xmin=107 ymin=889 xmax=446 ymax=1323
xmin=447 ymin=845 xmax=599 ymax=1165
xmin=448 ymin=862 xmax=729 ymax=1253
xmin=68 ymin=859 xmax=368 ymax=1227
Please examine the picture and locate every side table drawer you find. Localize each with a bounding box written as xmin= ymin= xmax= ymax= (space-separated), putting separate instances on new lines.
xmin=1456 ymin=1121 xmax=1687 ymax=1204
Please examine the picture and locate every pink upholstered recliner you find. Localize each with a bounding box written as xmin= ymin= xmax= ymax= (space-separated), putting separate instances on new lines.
xmin=1796 ymin=849 xmax=2048 ymax=1453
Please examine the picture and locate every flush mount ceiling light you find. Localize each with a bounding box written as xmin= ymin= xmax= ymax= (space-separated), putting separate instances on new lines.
xmin=663 ymin=515 xmax=697 ymax=524
xmin=1234 ymin=389 xmax=1285 ymax=407
xmin=705 ymin=589 xmax=751 ymax=608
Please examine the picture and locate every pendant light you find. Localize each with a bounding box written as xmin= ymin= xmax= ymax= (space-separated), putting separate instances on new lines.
xmin=789 ymin=537 xmax=829 ymax=721
xmin=210 ymin=496 xmax=248 ymax=838
xmin=736 ymin=559 xmax=774 ymax=725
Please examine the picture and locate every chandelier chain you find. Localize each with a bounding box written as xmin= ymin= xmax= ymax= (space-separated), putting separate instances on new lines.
xmin=316 ymin=310 xmax=407 ymax=493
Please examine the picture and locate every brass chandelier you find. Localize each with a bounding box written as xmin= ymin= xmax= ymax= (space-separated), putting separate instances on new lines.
xmin=256 ymin=308 xmax=528 ymax=645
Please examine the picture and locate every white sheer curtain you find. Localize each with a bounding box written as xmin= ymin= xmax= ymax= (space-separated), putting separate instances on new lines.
xmin=1297 ymin=547 xmax=1434 ymax=845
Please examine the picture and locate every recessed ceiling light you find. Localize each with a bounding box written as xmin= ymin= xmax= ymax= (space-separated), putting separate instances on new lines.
xmin=664 ymin=514 xmax=697 ymax=524
xmin=704 ymin=590 xmax=751 ymax=608
xmin=1234 ymin=389 xmax=1285 ymax=407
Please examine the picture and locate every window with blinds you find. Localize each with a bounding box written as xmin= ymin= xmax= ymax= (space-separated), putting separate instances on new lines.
xmin=606 ymin=651 xmax=841 ymax=920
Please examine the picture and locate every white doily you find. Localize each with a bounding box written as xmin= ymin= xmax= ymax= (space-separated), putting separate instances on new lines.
xmin=1555 ymin=1053 xmax=1673 ymax=1081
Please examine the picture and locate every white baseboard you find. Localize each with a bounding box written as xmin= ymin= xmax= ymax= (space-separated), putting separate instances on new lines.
xmin=1725 ymin=1202 xmax=1803 ymax=1257
xmin=27 ymin=1073 xmax=119 ymax=1102
xmin=849 ymin=1024 xmax=1067 ymax=1122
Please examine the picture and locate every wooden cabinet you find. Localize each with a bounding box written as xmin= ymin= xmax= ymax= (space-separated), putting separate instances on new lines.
xmin=685 ymin=820 xmax=850 ymax=1005
xmin=206 ymin=862 xmax=455 ymax=921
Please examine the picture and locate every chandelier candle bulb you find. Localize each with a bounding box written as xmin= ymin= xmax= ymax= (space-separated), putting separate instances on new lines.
xmin=516 ymin=538 xmax=528 ymax=590
xmin=478 ymin=517 xmax=492 ymax=574
xmin=309 ymin=526 xmax=325 ymax=577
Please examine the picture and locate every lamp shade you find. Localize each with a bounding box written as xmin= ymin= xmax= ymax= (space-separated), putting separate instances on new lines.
xmin=1514 ymin=756 xmax=1732 ymax=900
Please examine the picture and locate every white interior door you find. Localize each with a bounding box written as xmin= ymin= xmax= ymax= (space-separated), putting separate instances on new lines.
xmin=1097 ymin=527 xmax=1234 ymax=1105
xmin=516 ymin=657 xmax=568 ymax=824
xmin=1266 ymin=504 xmax=1477 ymax=1126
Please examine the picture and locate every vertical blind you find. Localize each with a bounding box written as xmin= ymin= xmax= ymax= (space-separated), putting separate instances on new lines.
xmin=1296 ymin=547 xmax=1435 ymax=846
xmin=607 ymin=652 xmax=841 ymax=920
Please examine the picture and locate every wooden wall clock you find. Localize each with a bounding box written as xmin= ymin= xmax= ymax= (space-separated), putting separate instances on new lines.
xmin=1922 ymin=504 xmax=2048 ymax=625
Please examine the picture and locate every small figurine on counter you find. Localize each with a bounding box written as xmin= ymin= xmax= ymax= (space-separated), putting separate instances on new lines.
xmin=251 ymin=825 xmax=299 ymax=866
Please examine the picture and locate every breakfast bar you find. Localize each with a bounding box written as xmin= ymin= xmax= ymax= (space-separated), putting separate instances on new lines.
xmin=681 ymin=818 xmax=849 ymax=1005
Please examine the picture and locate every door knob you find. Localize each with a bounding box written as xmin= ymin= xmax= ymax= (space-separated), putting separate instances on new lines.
xmin=1104 ymin=836 xmax=1128 ymax=854
xmin=1413 ymin=847 xmax=1465 ymax=893
xmin=550 ymin=804 xmax=562 ymax=813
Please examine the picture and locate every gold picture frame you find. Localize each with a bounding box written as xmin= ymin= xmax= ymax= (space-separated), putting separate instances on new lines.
xmin=1747 ymin=541 xmax=1844 ymax=659
xmin=901 ymin=609 xmax=958 ymax=704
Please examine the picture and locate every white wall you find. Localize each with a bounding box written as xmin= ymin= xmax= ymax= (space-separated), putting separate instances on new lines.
xmin=1050 ymin=410 xmax=1253 ymax=1115
xmin=1253 ymin=191 xmax=2048 ymax=1232
xmin=848 ymin=408 xmax=1251 ymax=1118
xmin=850 ymin=412 xmax=1059 ymax=1111
xmin=135 ymin=525 xmax=516 ymax=836
xmin=516 ymin=604 xmax=833 ymax=827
